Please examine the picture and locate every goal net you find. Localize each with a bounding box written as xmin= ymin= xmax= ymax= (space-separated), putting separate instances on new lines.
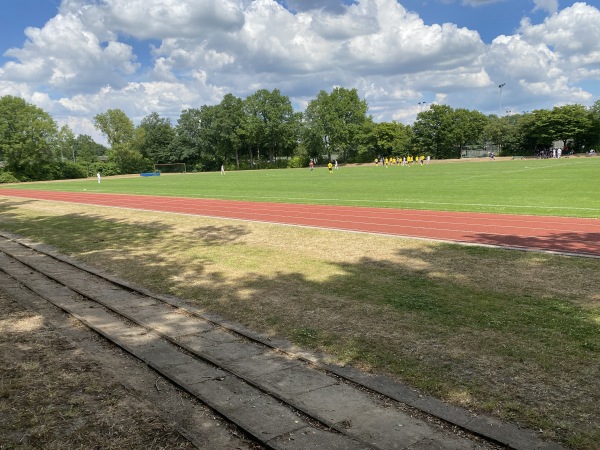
xmin=153 ymin=163 xmax=186 ymax=174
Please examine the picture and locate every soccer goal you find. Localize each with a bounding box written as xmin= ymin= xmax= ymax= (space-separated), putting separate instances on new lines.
xmin=153 ymin=163 xmax=186 ymax=174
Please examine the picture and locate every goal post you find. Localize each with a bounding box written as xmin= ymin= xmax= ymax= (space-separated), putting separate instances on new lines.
xmin=153 ymin=163 xmax=186 ymax=174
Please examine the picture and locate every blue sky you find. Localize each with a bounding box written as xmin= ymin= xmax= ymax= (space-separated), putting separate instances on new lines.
xmin=1 ymin=0 xmax=598 ymax=141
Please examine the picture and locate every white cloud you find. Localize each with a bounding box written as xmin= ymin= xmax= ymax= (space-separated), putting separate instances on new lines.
xmin=2 ymin=12 xmax=138 ymax=94
xmin=532 ymin=0 xmax=558 ymax=14
xmin=1 ymin=0 xmax=599 ymax=136
xmin=99 ymin=0 xmax=245 ymax=40
xmin=480 ymin=2 xmax=599 ymax=112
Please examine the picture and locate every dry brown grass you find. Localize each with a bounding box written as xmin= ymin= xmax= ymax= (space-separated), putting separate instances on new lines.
xmin=0 ymin=292 xmax=194 ymax=449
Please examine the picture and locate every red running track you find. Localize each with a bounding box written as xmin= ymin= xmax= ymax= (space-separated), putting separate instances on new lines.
xmin=1 ymin=189 xmax=599 ymax=257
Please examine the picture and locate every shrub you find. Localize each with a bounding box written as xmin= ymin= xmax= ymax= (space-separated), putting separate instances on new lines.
xmin=288 ymin=156 xmax=309 ymax=168
xmin=0 ymin=170 xmax=20 ymax=183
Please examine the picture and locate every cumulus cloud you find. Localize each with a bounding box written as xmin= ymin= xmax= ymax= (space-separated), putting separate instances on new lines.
xmin=0 ymin=0 xmax=599 ymax=135
xmin=98 ymin=0 xmax=246 ymax=40
xmin=480 ymin=2 xmax=598 ymax=112
xmin=279 ymin=0 xmax=350 ymax=14
xmin=532 ymin=0 xmax=559 ymax=14
xmin=2 ymin=12 xmax=138 ymax=94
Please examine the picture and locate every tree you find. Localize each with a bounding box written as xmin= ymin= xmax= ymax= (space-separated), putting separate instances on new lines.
xmin=451 ymin=109 xmax=488 ymax=156
xmin=362 ymin=121 xmax=413 ymax=160
xmin=412 ymin=104 xmax=456 ymax=159
xmin=520 ymin=109 xmax=557 ymax=152
xmin=483 ymin=114 xmax=528 ymax=156
xmin=93 ymin=109 xmax=135 ymax=147
xmin=0 ymin=95 xmax=58 ymax=180
xmin=171 ymin=108 xmax=203 ymax=168
xmin=56 ymin=125 xmax=76 ymax=161
xmin=586 ymin=101 xmax=600 ymax=149
xmin=73 ymin=134 xmax=107 ymax=164
xmin=216 ymin=94 xmax=244 ymax=169
xmin=243 ymin=89 xmax=300 ymax=166
xmin=550 ymin=104 xmax=592 ymax=151
xmin=93 ymin=109 xmax=144 ymax=173
xmin=304 ymin=87 xmax=368 ymax=162
xmin=137 ymin=112 xmax=175 ymax=163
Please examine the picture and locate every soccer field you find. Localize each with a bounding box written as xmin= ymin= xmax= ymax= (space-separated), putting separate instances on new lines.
xmin=6 ymin=157 xmax=600 ymax=218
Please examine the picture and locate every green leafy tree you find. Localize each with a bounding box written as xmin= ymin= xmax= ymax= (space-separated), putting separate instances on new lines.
xmin=173 ymin=104 xmax=224 ymax=171
xmin=93 ymin=109 xmax=135 ymax=147
xmin=451 ymin=108 xmax=488 ymax=156
xmin=73 ymin=134 xmax=107 ymax=164
xmin=56 ymin=125 xmax=76 ymax=161
xmin=412 ymin=104 xmax=456 ymax=159
xmin=171 ymin=108 xmax=203 ymax=168
xmin=520 ymin=109 xmax=557 ymax=152
xmin=93 ymin=109 xmax=144 ymax=174
xmin=242 ymin=89 xmax=299 ymax=166
xmin=483 ymin=114 xmax=529 ymax=155
xmin=137 ymin=112 xmax=175 ymax=163
xmin=304 ymin=87 xmax=368 ymax=162
xmin=216 ymin=94 xmax=244 ymax=169
xmin=586 ymin=101 xmax=600 ymax=149
xmin=362 ymin=121 xmax=413 ymax=160
xmin=0 ymin=95 xmax=58 ymax=180
xmin=550 ymin=104 xmax=592 ymax=151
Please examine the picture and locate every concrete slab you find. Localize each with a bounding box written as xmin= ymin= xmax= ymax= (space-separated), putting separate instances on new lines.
xmin=225 ymin=395 xmax=307 ymax=442
xmin=269 ymin=427 xmax=369 ymax=450
xmin=409 ymin=396 xmax=474 ymax=427
xmin=255 ymin=365 xmax=338 ymax=398
xmin=160 ymin=360 xmax=227 ymax=386
xmin=185 ymin=327 xmax=242 ymax=345
xmin=225 ymin=351 xmax=304 ymax=379
xmin=465 ymin=415 xmax=559 ymax=450
xmin=126 ymin=337 xmax=197 ymax=368
xmin=150 ymin=311 xmax=214 ymax=337
xmin=59 ymin=300 xmax=104 ymax=316
xmin=330 ymin=365 xmax=421 ymax=405
xmin=337 ymin=404 xmax=479 ymax=450
xmin=199 ymin=340 xmax=268 ymax=366
xmin=101 ymin=295 xmax=161 ymax=310
xmin=291 ymin=383 xmax=379 ymax=425
xmin=188 ymin=375 xmax=265 ymax=410
xmin=176 ymin=333 xmax=235 ymax=355
xmin=539 ymin=442 xmax=569 ymax=450
xmin=407 ymin=437 xmax=480 ymax=450
xmin=124 ymin=306 xmax=214 ymax=336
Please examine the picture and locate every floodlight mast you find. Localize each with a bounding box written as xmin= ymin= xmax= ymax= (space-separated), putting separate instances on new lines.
xmin=498 ymin=83 xmax=506 ymax=116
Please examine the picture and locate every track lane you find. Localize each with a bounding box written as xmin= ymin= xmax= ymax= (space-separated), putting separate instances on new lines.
xmin=1 ymin=189 xmax=599 ymax=257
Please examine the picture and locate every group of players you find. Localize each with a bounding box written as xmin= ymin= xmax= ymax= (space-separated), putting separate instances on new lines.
xmin=375 ymin=155 xmax=430 ymax=166
xmin=308 ymin=155 xmax=431 ymax=173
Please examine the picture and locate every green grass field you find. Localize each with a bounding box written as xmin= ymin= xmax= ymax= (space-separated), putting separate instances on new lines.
xmin=5 ymin=157 xmax=600 ymax=217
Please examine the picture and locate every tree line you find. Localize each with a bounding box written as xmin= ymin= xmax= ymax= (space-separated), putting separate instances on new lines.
xmin=1 ymin=89 xmax=599 ymax=182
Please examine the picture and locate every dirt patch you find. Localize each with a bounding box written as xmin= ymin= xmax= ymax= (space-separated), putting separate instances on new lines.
xmin=0 ymin=290 xmax=253 ymax=449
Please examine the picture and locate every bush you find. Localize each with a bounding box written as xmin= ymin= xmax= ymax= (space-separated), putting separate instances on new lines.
xmin=89 ymin=162 xmax=121 ymax=177
xmin=51 ymin=161 xmax=87 ymax=180
xmin=0 ymin=170 xmax=20 ymax=183
xmin=287 ymin=156 xmax=309 ymax=168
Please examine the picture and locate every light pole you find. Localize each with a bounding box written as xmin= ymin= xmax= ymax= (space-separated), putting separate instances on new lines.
xmin=418 ymin=101 xmax=427 ymax=112
xmin=498 ymin=83 xmax=506 ymax=116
